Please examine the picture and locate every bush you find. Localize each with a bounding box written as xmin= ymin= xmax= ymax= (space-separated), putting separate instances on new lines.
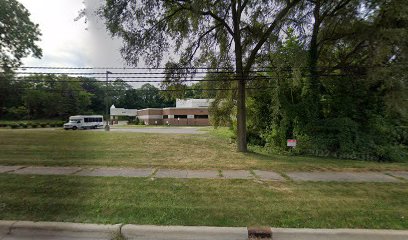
xmin=40 ymin=123 xmax=47 ymax=128
xmin=5 ymin=106 xmax=28 ymax=119
xmin=56 ymin=121 xmax=65 ymax=127
xmin=21 ymin=123 xmax=28 ymax=128
xmin=31 ymin=123 xmax=38 ymax=128
xmin=128 ymin=117 xmax=140 ymax=125
xmin=10 ymin=123 xmax=19 ymax=129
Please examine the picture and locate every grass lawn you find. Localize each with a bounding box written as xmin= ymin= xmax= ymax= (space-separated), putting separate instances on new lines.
xmin=0 ymin=128 xmax=407 ymax=171
xmin=0 ymin=174 xmax=407 ymax=229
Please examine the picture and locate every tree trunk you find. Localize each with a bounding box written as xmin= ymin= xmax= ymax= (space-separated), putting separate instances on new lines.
xmin=308 ymin=0 xmax=321 ymax=121
xmin=236 ymin=59 xmax=247 ymax=152
xmin=232 ymin=0 xmax=247 ymax=152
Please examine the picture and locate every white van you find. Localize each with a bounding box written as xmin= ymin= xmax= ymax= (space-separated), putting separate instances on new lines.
xmin=63 ymin=115 xmax=104 ymax=130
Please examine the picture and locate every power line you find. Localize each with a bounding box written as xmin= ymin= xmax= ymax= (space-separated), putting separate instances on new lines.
xmin=10 ymin=64 xmax=407 ymax=70
xmin=7 ymin=76 xmax=272 ymax=83
xmin=12 ymin=66 xmax=234 ymax=70
xmin=0 ymin=86 xmax=274 ymax=93
xmin=4 ymin=73 xmax=361 ymax=84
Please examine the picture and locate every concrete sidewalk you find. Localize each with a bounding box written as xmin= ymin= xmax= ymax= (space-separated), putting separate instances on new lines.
xmin=1 ymin=221 xmax=408 ymax=240
xmin=0 ymin=165 xmax=407 ymax=182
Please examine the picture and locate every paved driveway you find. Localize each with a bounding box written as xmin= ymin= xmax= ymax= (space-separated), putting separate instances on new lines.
xmin=108 ymin=127 xmax=205 ymax=134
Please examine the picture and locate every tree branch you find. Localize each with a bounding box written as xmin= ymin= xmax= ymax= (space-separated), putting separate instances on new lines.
xmin=240 ymin=0 xmax=249 ymax=14
xmin=201 ymin=10 xmax=234 ymax=36
xmin=244 ymin=0 xmax=301 ymax=73
xmin=145 ymin=7 xmax=185 ymax=35
xmin=169 ymin=0 xmax=234 ymax=36
xmin=320 ymin=0 xmax=352 ymax=22
xmin=188 ymin=24 xmax=222 ymax=63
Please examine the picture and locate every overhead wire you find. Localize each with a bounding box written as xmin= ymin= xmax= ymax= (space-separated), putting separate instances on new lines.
xmin=9 ymin=64 xmax=406 ymax=70
xmin=0 ymin=86 xmax=276 ymax=93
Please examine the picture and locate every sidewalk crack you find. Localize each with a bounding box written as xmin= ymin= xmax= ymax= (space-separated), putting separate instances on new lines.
xmin=4 ymin=166 xmax=26 ymax=174
xmin=1 ymin=221 xmax=18 ymax=240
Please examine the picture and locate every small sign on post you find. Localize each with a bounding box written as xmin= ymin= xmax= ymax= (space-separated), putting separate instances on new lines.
xmin=287 ymin=139 xmax=297 ymax=148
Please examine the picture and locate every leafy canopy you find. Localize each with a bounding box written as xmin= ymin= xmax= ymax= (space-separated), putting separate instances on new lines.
xmin=100 ymin=0 xmax=300 ymax=69
xmin=0 ymin=0 xmax=42 ymax=68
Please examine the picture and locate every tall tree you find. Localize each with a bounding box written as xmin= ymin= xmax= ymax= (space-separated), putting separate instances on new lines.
xmin=0 ymin=0 xmax=42 ymax=68
xmin=99 ymin=0 xmax=301 ymax=151
xmin=0 ymin=0 xmax=42 ymax=117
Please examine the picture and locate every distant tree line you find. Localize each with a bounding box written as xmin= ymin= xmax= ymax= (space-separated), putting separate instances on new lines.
xmin=0 ymin=74 xmax=175 ymax=120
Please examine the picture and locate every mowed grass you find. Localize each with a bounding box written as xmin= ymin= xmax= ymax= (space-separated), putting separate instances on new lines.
xmin=0 ymin=174 xmax=407 ymax=229
xmin=0 ymin=129 xmax=407 ymax=171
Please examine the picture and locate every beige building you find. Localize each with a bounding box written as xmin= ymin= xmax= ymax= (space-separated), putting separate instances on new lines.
xmin=110 ymin=99 xmax=213 ymax=126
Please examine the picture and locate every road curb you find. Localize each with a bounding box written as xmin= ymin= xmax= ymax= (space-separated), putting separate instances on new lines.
xmin=121 ymin=224 xmax=247 ymax=240
xmin=271 ymin=228 xmax=408 ymax=240
xmin=0 ymin=220 xmax=121 ymax=239
xmin=1 ymin=221 xmax=408 ymax=239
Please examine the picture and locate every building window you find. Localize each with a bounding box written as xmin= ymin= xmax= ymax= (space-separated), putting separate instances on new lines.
xmin=174 ymin=115 xmax=187 ymax=119
xmin=163 ymin=115 xmax=168 ymax=119
xmin=194 ymin=115 xmax=208 ymax=119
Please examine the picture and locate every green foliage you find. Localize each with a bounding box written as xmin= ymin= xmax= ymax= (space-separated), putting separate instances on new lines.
xmin=0 ymin=0 xmax=42 ymax=68
xmin=117 ymin=83 xmax=174 ymax=109
xmin=127 ymin=117 xmax=139 ymax=125
xmin=243 ymin=1 xmax=408 ymax=162
xmin=20 ymin=75 xmax=92 ymax=119
xmin=4 ymin=106 xmax=28 ymax=119
xmin=0 ymin=0 xmax=41 ymax=117
xmin=1 ymin=74 xmax=176 ymax=121
xmin=99 ymin=0 xmax=299 ymax=68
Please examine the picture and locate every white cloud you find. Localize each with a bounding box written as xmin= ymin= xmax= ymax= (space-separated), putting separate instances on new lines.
xmin=17 ymin=0 xmax=128 ymax=68
xmin=16 ymin=0 xmax=160 ymax=87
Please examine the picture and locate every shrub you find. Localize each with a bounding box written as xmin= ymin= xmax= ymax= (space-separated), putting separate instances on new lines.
xmin=127 ymin=117 xmax=140 ymax=125
xmin=56 ymin=121 xmax=65 ymax=127
xmin=10 ymin=123 xmax=19 ymax=129
xmin=21 ymin=123 xmax=28 ymax=128
xmin=5 ymin=106 xmax=28 ymax=119
xmin=40 ymin=123 xmax=47 ymax=128
xmin=31 ymin=123 xmax=38 ymax=128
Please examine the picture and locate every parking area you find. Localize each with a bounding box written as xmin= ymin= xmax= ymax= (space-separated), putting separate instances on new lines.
xmin=107 ymin=127 xmax=205 ymax=134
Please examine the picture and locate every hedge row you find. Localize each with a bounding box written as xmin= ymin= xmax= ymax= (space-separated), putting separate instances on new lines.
xmin=0 ymin=121 xmax=65 ymax=129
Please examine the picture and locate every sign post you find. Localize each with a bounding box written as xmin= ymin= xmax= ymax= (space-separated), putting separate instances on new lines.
xmin=287 ymin=139 xmax=297 ymax=148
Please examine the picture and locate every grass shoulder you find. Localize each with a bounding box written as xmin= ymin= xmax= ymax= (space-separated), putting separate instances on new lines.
xmin=0 ymin=174 xmax=407 ymax=229
xmin=0 ymin=129 xmax=407 ymax=171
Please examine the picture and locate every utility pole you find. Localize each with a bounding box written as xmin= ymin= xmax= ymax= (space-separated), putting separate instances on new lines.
xmin=105 ymin=71 xmax=112 ymax=131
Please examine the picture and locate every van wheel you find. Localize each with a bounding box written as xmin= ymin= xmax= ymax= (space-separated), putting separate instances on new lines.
xmin=72 ymin=126 xmax=77 ymax=130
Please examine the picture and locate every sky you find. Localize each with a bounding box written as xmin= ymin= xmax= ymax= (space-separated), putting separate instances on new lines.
xmin=17 ymin=0 xmax=157 ymax=87
xmin=18 ymin=0 xmax=125 ymax=68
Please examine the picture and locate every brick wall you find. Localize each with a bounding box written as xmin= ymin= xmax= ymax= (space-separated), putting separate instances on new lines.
xmin=137 ymin=107 xmax=210 ymax=126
